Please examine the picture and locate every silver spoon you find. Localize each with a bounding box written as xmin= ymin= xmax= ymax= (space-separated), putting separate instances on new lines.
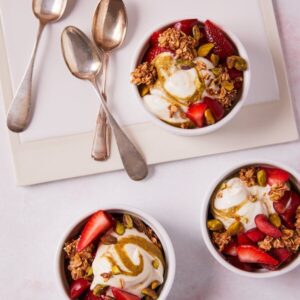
xmin=91 ymin=0 xmax=128 ymax=161
xmin=61 ymin=26 xmax=148 ymax=181
xmin=6 ymin=0 xmax=68 ymax=133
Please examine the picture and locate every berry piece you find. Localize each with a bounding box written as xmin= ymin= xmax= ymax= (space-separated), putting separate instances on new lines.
xmin=223 ymin=240 xmax=238 ymax=256
xmin=245 ymin=228 xmax=266 ymax=243
xmin=150 ymin=30 xmax=163 ymax=45
xmin=144 ymin=46 xmax=172 ymax=63
xmin=77 ymin=211 xmax=114 ymax=252
xmin=174 ymin=19 xmax=199 ymax=35
xmin=237 ymin=233 xmax=254 ymax=246
xmin=263 ymin=167 xmax=290 ymax=185
xmin=237 ymin=245 xmax=279 ymax=266
xmin=227 ymin=256 xmax=255 ymax=272
xmin=254 ymin=214 xmax=282 ymax=238
xmin=112 ymin=288 xmax=140 ymax=300
xmin=203 ymin=97 xmax=225 ymax=121
xmin=270 ymin=248 xmax=292 ymax=265
xmin=186 ymin=103 xmax=208 ymax=127
xmin=204 ymin=20 xmax=236 ymax=59
xmin=273 ymin=191 xmax=291 ymax=214
xmin=70 ymin=278 xmax=90 ymax=299
xmin=280 ymin=192 xmax=300 ymax=229
xmin=84 ymin=291 xmax=102 ymax=300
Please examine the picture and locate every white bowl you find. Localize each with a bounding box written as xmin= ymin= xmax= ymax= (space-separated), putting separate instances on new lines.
xmin=201 ymin=159 xmax=300 ymax=278
xmin=55 ymin=205 xmax=176 ymax=299
xmin=132 ymin=20 xmax=251 ymax=136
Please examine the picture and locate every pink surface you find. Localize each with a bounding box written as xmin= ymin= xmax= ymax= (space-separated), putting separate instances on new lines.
xmin=0 ymin=0 xmax=299 ymax=299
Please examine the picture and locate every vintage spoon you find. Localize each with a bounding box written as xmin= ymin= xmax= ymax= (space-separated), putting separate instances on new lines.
xmin=7 ymin=0 xmax=68 ymax=133
xmin=61 ymin=26 xmax=148 ymax=181
xmin=91 ymin=0 xmax=128 ymax=161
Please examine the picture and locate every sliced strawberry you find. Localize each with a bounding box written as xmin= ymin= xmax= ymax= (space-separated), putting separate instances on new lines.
xmin=223 ymin=240 xmax=238 ymax=256
xmin=203 ymin=97 xmax=225 ymax=121
xmin=245 ymin=228 xmax=266 ymax=243
xmin=144 ymin=45 xmax=172 ymax=63
xmin=280 ymin=192 xmax=300 ymax=229
xmin=186 ymin=103 xmax=208 ymax=127
xmin=204 ymin=20 xmax=236 ymax=59
xmin=263 ymin=167 xmax=290 ymax=186
xmin=77 ymin=211 xmax=114 ymax=252
xmin=84 ymin=291 xmax=102 ymax=300
xmin=70 ymin=278 xmax=90 ymax=299
xmin=228 ymin=68 xmax=243 ymax=80
xmin=237 ymin=245 xmax=279 ymax=266
xmin=237 ymin=233 xmax=254 ymax=246
xmin=227 ymin=256 xmax=256 ymax=272
xmin=174 ymin=19 xmax=199 ymax=35
xmin=112 ymin=288 xmax=140 ymax=300
xmin=273 ymin=191 xmax=291 ymax=214
xmin=254 ymin=214 xmax=282 ymax=238
xmin=270 ymin=248 xmax=292 ymax=265
xmin=150 ymin=30 xmax=163 ymax=45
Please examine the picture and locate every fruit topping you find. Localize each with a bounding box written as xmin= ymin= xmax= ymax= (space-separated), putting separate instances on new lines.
xmin=83 ymin=291 xmax=102 ymax=300
xmin=112 ymin=287 xmax=141 ymax=300
xmin=280 ymin=192 xmax=300 ymax=229
xmin=203 ymin=97 xmax=225 ymax=121
xmin=70 ymin=278 xmax=90 ymax=299
xmin=263 ymin=167 xmax=290 ymax=185
xmin=254 ymin=214 xmax=282 ymax=238
xmin=237 ymin=233 xmax=254 ymax=246
xmin=237 ymin=245 xmax=279 ymax=266
xmin=204 ymin=20 xmax=236 ymax=59
xmin=245 ymin=228 xmax=266 ymax=243
xmin=223 ymin=240 xmax=238 ymax=256
xmin=150 ymin=30 xmax=164 ymax=45
xmin=186 ymin=103 xmax=208 ymax=127
xmin=270 ymin=248 xmax=292 ymax=265
xmin=226 ymin=256 xmax=255 ymax=272
xmin=77 ymin=211 xmax=114 ymax=252
xmin=273 ymin=191 xmax=291 ymax=214
xmin=144 ymin=46 xmax=173 ymax=63
xmin=173 ymin=19 xmax=199 ymax=35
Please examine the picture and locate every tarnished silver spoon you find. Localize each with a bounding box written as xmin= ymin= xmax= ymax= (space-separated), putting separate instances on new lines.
xmin=61 ymin=26 xmax=148 ymax=181
xmin=7 ymin=0 xmax=68 ymax=133
xmin=91 ymin=0 xmax=128 ymax=161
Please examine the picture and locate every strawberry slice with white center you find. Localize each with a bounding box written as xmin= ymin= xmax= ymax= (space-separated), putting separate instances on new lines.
xmin=77 ymin=210 xmax=114 ymax=252
xmin=237 ymin=245 xmax=279 ymax=266
xmin=254 ymin=214 xmax=282 ymax=238
xmin=263 ymin=167 xmax=290 ymax=185
xmin=111 ymin=288 xmax=140 ymax=300
xmin=186 ymin=103 xmax=208 ymax=128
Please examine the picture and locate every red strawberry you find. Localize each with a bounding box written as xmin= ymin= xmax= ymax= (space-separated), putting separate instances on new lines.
xmin=280 ymin=192 xmax=300 ymax=229
xmin=84 ymin=291 xmax=102 ymax=300
xmin=237 ymin=245 xmax=279 ymax=266
xmin=174 ymin=19 xmax=199 ymax=35
xmin=70 ymin=279 xmax=90 ymax=299
xmin=263 ymin=167 xmax=290 ymax=185
xmin=227 ymin=256 xmax=255 ymax=272
xmin=150 ymin=30 xmax=163 ymax=45
xmin=203 ymin=97 xmax=225 ymax=121
xmin=223 ymin=241 xmax=238 ymax=256
xmin=273 ymin=191 xmax=291 ymax=214
xmin=186 ymin=103 xmax=208 ymax=127
xmin=228 ymin=68 xmax=243 ymax=80
xmin=237 ymin=233 xmax=254 ymax=246
xmin=112 ymin=288 xmax=140 ymax=300
xmin=254 ymin=214 xmax=282 ymax=238
xmin=204 ymin=20 xmax=236 ymax=59
xmin=77 ymin=211 xmax=114 ymax=252
xmin=270 ymin=248 xmax=292 ymax=265
xmin=144 ymin=45 xmax=172 ymax=63
xmin=245 ymin=228 xmax=266 ymax=243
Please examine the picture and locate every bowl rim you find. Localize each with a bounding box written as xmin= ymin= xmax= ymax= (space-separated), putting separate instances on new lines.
xmin=200 ymin=159 xmax=300 ymax=278
xmin=131 ymin=19 xmax=251 ymax=137
xmin=55 ymin=204 xmax=176 ymax=299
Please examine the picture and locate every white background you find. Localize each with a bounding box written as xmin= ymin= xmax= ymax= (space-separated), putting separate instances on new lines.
xmin=0 ymin=0 xmax=300 ymax=299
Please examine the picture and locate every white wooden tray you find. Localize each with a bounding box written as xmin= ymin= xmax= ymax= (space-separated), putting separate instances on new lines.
xmin=0 ymin=0 xmax=298 ymax=185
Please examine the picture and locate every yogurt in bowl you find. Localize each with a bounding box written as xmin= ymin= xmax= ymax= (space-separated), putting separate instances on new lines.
xmin=131 ymin=19 xmax=250 ymax=136
xmin=56 ymin=206 xmax=175 ymax=299
xmin=201 ymin=160 xmax=300 ymax=278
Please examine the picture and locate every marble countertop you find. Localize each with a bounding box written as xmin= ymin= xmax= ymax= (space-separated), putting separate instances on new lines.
xmin=0 ymin=0 xmax=299 ymax=299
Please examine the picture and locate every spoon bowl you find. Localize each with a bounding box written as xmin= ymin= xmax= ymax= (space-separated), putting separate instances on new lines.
xmin=92 ymin=0 xmax=127 ymax=52
xmin=33 ymin=0 xmax=68 ymax=23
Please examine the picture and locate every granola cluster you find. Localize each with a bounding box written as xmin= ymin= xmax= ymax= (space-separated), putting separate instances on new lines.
xmin=64 ymin=238 xmax=95 ymax=280
xmin=212 ymin=231 xmax=231 ymax=252
xmin=130 ymin=62 xmax=157 ymax=86
xmin=269 ymin=184 xmax=289 ymax=202
xmin=239 ymin=167 xmax=257 ymax=187
xmin=158 ymin=28 xmax=197 ymax=61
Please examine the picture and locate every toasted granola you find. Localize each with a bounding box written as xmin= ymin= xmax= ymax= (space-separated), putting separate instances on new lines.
xmin=212 ymin=231 xmax=231 ymax=252
xmin=295 ymin=206 xmax=300 ymax=232
xmin=64 ymin=238 xmax=95 ymax=280
xmin=158 ymin=28 xmax=196 ymax=61
xmin=258 ymin=236 xmax=274 ymax=251
xmin=269 ymin=184 xmax=289 ymax=202
xmin=130 ymin=62 xmax=157 ymax=86
xmin=239 ymin=167 xmax=257 ymax=187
